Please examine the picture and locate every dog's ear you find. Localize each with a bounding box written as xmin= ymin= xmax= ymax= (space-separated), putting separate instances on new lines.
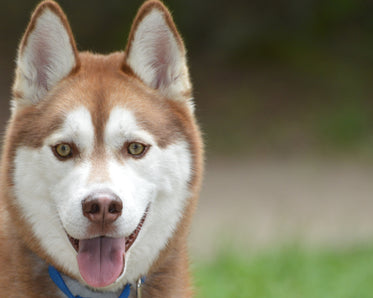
xmin=123 ymin=0 xmax=192 ymax=103
xmin=13 ymin=0 xmax=79 ymax=108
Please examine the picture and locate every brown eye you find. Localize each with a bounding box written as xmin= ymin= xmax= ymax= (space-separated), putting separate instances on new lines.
xmin=54 ymin=143 xmax=73 ymax=159
xmin=127 ymin=142 xmax=146 ymax=156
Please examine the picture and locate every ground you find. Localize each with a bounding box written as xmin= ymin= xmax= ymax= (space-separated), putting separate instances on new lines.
xmin=190 ymin=157 xmax=373 ymax=258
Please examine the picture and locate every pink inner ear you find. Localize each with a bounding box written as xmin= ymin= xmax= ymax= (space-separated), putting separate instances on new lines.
xmin=125 ymin=8 xmax=188 ymax=95
xmin=32 ymin=36 xmax=52 ymax=91
xmin=151 ymin=29 xmax=173 ymax=89
xmin=16 ymin=7 xmax=78 ymax=104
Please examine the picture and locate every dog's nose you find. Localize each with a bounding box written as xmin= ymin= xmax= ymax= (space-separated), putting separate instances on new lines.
xmin=82 ymin=194 xmax=122 ymax=224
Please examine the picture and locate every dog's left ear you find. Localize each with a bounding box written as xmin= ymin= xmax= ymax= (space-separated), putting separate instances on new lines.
xmin=123 ymin=0 xmax=192 ymax=103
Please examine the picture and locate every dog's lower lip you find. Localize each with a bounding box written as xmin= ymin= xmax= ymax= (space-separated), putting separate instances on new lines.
xmin=69 ymin=236 xmax=79 ymax=251
xmin=67 ymin=205 xmax=149 ymax=253
xmin=125 ymin=206 xmax=149 ymax=251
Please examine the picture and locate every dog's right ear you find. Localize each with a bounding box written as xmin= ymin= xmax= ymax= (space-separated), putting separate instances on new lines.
xmin=13 ymin=1 xmax=79 ymax=108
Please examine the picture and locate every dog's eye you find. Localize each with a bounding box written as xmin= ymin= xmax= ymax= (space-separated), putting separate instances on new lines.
xmin=127 ymin=142 xmax=146 ymax=157
xmin=54 ymin=143 xmax=73 ymax=159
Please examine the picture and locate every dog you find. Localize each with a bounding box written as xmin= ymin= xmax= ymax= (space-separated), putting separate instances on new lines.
xmin=0 ymin=0 xmax=203 ymax=297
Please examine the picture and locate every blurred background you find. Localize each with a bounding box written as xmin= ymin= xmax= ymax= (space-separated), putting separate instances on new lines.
xmin=2 ymin=0 xmax=373 ymax=297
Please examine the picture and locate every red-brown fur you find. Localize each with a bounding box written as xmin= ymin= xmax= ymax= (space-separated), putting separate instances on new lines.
xmin=0 ymin=1 xmax=203 ymax=297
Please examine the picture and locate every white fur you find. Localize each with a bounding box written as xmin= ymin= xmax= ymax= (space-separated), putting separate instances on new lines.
xmin=104 ymin=108 xmax=192 ymax=288
xmin=126 ymin=9 xmax=191 ymax=102
xmin=14 ymin=107 xmax=95 ymax=278
xmin=13 ymin=8 xmax=76 ymax=108
xmin=104 ymin=108 xmax=156 ymax=150
xmin=13 ymin=106 xmax=192 ymax=295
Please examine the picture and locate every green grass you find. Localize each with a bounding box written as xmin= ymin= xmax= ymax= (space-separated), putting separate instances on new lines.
xmin=193 ymin=245 xmax=373 ymax=298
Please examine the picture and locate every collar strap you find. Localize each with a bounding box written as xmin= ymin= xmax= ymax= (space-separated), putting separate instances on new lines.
xmin=48 ymin=265 xmax=145 ymax=298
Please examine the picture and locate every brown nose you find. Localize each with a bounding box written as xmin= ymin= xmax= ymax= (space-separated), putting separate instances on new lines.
xmin=82 ymin=194 xmax=122 ymax=224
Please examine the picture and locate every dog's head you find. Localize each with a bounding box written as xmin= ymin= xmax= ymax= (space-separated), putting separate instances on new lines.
xmin=5 ymin=0 xmax=202 ymax=291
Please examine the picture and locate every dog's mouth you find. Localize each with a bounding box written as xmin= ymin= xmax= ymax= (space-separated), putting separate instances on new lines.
xmin=66 ymin=206 xmax=149 ymax=288
xmin=67 ymin=212 xmax=146 ymax=253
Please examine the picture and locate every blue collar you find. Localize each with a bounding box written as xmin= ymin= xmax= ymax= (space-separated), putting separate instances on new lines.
xmin=48 ymin=265 xmax=144 ymax=298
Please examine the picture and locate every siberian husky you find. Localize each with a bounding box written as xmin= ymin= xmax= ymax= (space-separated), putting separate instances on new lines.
xmin=0 ymin=1 xmax=203 ymax=297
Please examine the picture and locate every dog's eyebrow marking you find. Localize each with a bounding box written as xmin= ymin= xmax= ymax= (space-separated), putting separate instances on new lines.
xmin=104 ymin=107 xmax=155 ymax=150
xmin=64 ymin=106 xmax=110 ymax=183
xmin=47 ymin=106 xmax=95 ymax=150
xmin=65 ymin=107 xmax=94 ymax=140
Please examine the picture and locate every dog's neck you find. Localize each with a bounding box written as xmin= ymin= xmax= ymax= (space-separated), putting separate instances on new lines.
xmin=59 ymin=273 xmax=128 ymax=298
xmin=49 ymin=265 xmax=146 ymax=298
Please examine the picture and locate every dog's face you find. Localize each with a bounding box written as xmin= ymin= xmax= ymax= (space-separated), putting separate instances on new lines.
xmin=6 ymin=0 xmax=201 ymax=291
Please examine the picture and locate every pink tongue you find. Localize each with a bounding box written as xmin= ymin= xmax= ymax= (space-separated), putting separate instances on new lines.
xmin=77 ymin=237 xmax=126 ymax=288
